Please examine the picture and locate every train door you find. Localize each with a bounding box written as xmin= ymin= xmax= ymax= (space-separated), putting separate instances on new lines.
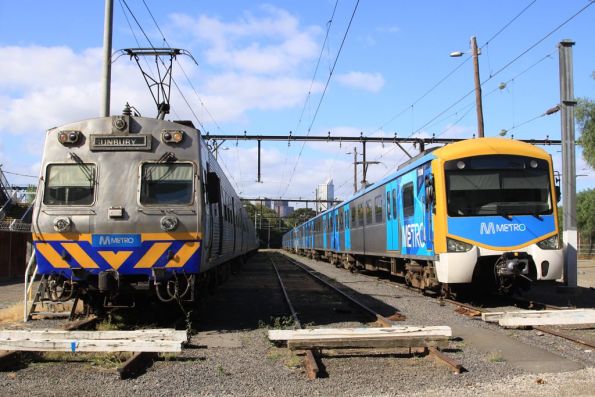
xmin=344 ymin=205 xmax=351 ymax=251
xmin=386 ymin=180 xmax=400 ymax=251
xmin=232 ymin=197 xmax=236 ymax=254
xmin=322 ymin=213 xmax=327 ymax=250
xmin=332 ymin=209 xmax=339 ymax=252
xmin=421 ymin=163 xmax=434 ymax=255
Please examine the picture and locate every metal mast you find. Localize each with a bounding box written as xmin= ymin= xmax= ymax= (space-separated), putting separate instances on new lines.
xmin=101 ymin=0 xmax=114 ymax=117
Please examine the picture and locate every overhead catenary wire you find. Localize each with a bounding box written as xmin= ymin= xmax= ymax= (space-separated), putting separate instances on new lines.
xmin=410 ymin=0 xmax=594 ymax=140
xmin=140 ymin=0 xmax=221 ymax=132
xmin=281 ymin=0 xmax=361 ymax=198
xmin=276 ymin=0 xmax=340 ymax=197
xmin=120 ymin=0 xmax=206 ymax=131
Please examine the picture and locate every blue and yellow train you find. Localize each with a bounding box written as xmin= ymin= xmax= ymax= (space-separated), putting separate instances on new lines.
xmin=283 ymin=138 xmax=563 ymax=294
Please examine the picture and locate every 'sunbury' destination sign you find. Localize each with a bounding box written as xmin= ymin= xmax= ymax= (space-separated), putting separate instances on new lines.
xmin=90 ymin=134 xmax=151 ymax=151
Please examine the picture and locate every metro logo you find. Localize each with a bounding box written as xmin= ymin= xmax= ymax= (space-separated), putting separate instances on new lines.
xmin=92 ymin=234 xmax=141 ymax=248
xmin=479 ymin=222 xmax=527 ymax=235
xmin=403 ymin=223 xmax=426 ymax=248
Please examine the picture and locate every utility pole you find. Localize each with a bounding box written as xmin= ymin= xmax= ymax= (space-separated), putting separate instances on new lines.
xmin=353 ymin=147 xmax=358 ymax=194
xmin=471 ymin=36 xmax=484 ymax=138
xmin=100 ymin=0 xmax=113 ymax=117
xmin=559 ymin=39 xmax=577 ymax=289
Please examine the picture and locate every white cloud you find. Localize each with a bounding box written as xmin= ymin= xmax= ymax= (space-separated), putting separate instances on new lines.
xmin=336 ymin=71 xmax=385 ymax=93
xmin=169 ymin=5 xmax=320 ymax=75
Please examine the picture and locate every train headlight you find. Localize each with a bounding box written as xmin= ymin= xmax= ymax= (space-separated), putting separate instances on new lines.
xmin=162 ymin=130 xmax=184 ymax=144
xmin=446 ymin=237 xmax=473 ymax=252
xmin=53 ymin=217 xmax=72 ymax=232
xmin=536 ymin=234 xmax=560 ymax=250
xmin=57 ymin=130 xmax=81 ymax=145
xmin=160 ymin=216 xmax=178 ymax=232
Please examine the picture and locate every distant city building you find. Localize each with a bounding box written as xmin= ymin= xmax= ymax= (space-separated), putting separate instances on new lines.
xmin=251 ymin=199 xmax=272 ymax=209
xmin=273 ymin=200 xmax=294 ymax=217
xmin=316 ymin=178 xmax=334 ymax=213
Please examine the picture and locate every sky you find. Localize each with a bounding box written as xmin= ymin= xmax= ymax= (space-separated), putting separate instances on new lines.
xmin=0 ymin=0 xmax=593 ymax=205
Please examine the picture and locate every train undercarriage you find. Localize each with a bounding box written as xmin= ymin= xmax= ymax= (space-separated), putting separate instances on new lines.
xmin=37 ymin=258 xmax=244 ymax=315
xmin=294 ymin=248 xmax=535 ymax=297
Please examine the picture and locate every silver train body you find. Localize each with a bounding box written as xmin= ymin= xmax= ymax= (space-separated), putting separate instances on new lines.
xmin=32 ymin=114 xmax=258 ymax=307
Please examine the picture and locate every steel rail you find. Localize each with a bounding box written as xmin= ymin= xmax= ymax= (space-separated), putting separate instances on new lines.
xmin=281 ymin=254 xmax=393 ymax=327
xmin=268 ymin=254 xmax=319 ymax=379
xmin=388 ymin=270 xmax=595 ymax=351
xmin=281 ymin=251 xmax=466 ymax=373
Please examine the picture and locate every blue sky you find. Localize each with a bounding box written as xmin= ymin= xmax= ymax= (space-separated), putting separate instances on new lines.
xmin=0 ymin=0 xmax=593 ymax=202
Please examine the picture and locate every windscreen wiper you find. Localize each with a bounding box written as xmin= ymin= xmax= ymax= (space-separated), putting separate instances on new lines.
xmin=69 ymin=152 xmax=94 ymax=182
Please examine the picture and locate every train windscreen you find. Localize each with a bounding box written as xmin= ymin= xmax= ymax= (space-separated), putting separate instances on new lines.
xmin=43 ymin=164 xmax=96 ymax=205
xmin=445 ymin=155 xmax=552 ymax=217
xmin=140 ymin=163 xmax=194 ymax=205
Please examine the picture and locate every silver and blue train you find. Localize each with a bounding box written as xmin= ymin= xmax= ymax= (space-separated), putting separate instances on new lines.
xmin=283 ymin=138 xmax=563 ymax=294
xmin=31 ymin=111 xmax=258 ymax=309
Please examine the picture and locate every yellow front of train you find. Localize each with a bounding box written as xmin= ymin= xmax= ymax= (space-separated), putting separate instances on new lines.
xmin=430 ymin=138 xmax=563 ymax=292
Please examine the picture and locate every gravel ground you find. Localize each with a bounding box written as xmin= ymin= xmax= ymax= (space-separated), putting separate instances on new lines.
xmin=0 ymin=250 xmax=594 ymax=396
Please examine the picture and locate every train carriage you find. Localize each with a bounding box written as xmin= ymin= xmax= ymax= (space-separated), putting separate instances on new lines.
xmin=284 ymin=138 xmax=563 ymax=294
xmin=32 ymin=113 xmax=258 ymax=310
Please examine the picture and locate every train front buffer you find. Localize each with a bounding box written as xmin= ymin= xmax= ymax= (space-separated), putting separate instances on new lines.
xmin=33 ymin=232 xmax=201 ymax=305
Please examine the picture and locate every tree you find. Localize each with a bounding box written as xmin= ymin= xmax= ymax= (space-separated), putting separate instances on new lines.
xmin=577 ymin=189 xmax=595 ymax=253
xmin=285 ymin=208 xmax=316 ymax=227
xmin=576 ymin=72 xmax=595 ymax=169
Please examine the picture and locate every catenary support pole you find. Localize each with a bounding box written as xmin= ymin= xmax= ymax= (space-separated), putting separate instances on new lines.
xmin=100 ymin=0 xmax=113 ymax=117
xmin=471 ymin=36 xmax=484 ymax=138
xmin=559 ymin=39 xmax=577 ymax=288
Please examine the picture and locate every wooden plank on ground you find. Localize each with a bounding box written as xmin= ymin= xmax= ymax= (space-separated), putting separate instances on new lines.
xmin=497 ymin=309 xmax=595 ymax=327
xmin=0 ymin=329 xmax=187 ymax=342
xmin=287 ymin=336 xmax=449 ymax=350
xmin=268 ymin=326 xmax=452 ymax=341
xmin=117 ymin=352 xmax=158 ymax=379
xmin=0 ymin=339 xmax=182 ymax=353
xmin=481 ymin=312 xmax=505 ymax=323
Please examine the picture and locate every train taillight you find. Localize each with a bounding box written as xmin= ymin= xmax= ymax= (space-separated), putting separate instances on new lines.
xmin=162 ymin=130 xmax=185 ymax=144
xmin=57 ymin=130 xmax=81 ymax=145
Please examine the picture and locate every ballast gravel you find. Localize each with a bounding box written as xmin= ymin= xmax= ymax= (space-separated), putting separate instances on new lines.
xmin=0 ymin=250 xmax=593 ymax=396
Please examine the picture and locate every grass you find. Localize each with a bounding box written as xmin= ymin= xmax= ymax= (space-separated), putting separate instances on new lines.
xmin=216 ymin=364 xmax=230 ymax=376
xmin=0 ymin=302 xmax=23 ymax=323
xmin=258 ymin=315 xmax=295 ymax=330
xmin=41 ymin=352 xmax=132 ymax=369
xmin=266 ymin=347 xmax=302 ymax=369
xmin=488 ymin=351 xmax=506 ymax=363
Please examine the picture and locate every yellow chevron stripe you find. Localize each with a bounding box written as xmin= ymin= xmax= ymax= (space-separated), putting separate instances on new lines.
xmin=141 ymin=232 xmax=202 ymax=241
xmin=98 ymin=251 xmax=133 ymax=270
xmin=165 ymin=242 xmax=200 ymax=268
xmin=36 ymin=243 xmax=70 ymax=268
xmin=33 ymin=233 xmax=92 ymax=242
xmin=61 ymin=243 xmax=99 ymax=269
xmin=135 ymin=242 xmax=172 ymax=268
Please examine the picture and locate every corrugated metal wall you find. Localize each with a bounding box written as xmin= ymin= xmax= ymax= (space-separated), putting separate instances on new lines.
xmin=0 ymin=232 xmax=31 ymax=279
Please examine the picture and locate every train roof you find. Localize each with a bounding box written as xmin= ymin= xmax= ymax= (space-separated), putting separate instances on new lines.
xmin=291 ymin=138 xmax=553 ymax=231
xmin=432 ymin=137 xmax=551 ymax=162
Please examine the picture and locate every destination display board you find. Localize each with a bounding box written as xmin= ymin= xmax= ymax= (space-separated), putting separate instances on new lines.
xmin=89 ymin=135 xmax=152 ymax=151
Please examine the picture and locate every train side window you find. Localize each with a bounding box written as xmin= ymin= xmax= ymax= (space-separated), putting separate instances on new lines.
xmin=140 ymin=162 xmax=194 ymax=205
xmin=392 ymin=189 xmax=397 ymax=217
xmin=386 ymin=192 xmax=391 ymax=220
xmin=402 ymin=182 xmax=414 ymax=217
xmin=365 ymin=200 xmax=373 ymax=225
xmin=43 ymin=164 xmax=96 ymax=206
xmin=357 ymin=203 xmax=363 ymax=227
xmin=374 ymin=195 xmax=383 ymax=223
xmin=351 ymin=205 xmax=356 ymax=226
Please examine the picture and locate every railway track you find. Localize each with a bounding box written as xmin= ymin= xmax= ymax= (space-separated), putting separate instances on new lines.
xmin=285 ymin=250 xmax=595 ymax=352
xmin=267 ymin=251 xmax=463 ymax=377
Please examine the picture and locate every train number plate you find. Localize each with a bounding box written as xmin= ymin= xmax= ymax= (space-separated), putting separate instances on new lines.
xmin=92 ymin=234 xmax=142 ymax=248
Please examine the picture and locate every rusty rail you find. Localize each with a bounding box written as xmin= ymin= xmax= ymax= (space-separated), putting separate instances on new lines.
xmin=282 ymin=254 xmax=394 ymax=327
xmin=269 ymin=255 xmax=319 ymax=379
